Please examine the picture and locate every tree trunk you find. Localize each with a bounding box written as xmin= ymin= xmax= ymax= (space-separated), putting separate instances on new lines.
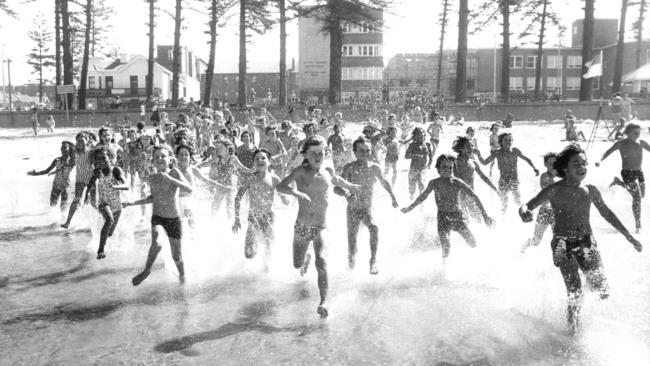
xmin=55 ymin=0 xmax=61 ymax=108
xmin=38 ymin=43 xmax=43 ymax=103
xmin=579 ymin=0 xmax=595 ymax=101
xmin=500 ymin=0 xmax=510 ymax=102
xmin=171 ymin=0 xmax=182 ymax=107
xmin=90 ymin=10 xmax=95 ymax=56
xmin=328 ymin=17 xmax=342 ymax=105
xmin=454 ymin=0 xmax=468 ymax=103
xmin=146 ymin=0 xmax=155 ymax=101
xmin=238 ymin=0 xmax=247 ymax=108
xmin=636 ymin=0 xmax=646 ymax=69
xmin=203 ymin=0 xmax=217 ymax=107
xmin=78 ymin=0 xmax=92 ymax=110
xmin=436 ymin=0 xmax=449 ymax=94
xmin=279 ymin=0 xmax=287 ymax=106
xmin=613 ymin=0 xmax=628 ymax=93
xmin=534 ymin=0 xmax=548 ymax=100
xmin=60 ymin=0 xmax=74 ymax=109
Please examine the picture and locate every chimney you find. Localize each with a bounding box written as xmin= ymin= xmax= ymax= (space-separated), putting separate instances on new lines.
xmin=119 ymin=53 xmax=129 ymax=63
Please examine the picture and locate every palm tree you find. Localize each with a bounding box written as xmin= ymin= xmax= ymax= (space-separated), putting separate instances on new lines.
xmin=27 ymin=13 xmax=55 ymax=103
xmin=455 ymin=0 xmax=468 ymax=103
xmin=78 ymin=0 xmax=92 ymax=109
xmin=613 ymin=0 xmax=629 ymax=93
xmin=579 ymin=0 xmax=595 ymax=101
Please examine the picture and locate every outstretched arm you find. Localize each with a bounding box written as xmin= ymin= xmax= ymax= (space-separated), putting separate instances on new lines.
xmin=478 ymin=151 xmax=495 ymax=165
xmin=124 ymin=195 xmax=153 ymax=207
xmin=519 ymin=185 xmax=554 ymax=222
xmin=28 ymin=158 xmax=58 ymax=176
xmin=597 ymin=141 xmax=621 ymax=165
xmin=402 ymin=180 xmax=435 ymax=213
xmin=458 ymin=180 xmax=494 ymax=226
xmin=328 ymin=167 xmax=362 ymax=191
xmin=277 ymin=167 xmax=310 ymax=202
xmin=589 ymin=185 xmax=642 ymax=251
xmin=232 ymin=183 xmax=250 ymax=233
xmin=191 ymin=167 xmax=232 ymax=189
xmin=474 ymin=161 xmax=498 ymax=193
xmin=166 ymin=169 xmax=193 ymax=193
xmin=374 ymin=165 xmax=398 ymax=207
xmin=515 ymin=148 xmax=539 ymax=175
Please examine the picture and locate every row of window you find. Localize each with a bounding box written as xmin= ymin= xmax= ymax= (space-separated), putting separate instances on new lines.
xmin=342 ymin=44 xmax=382 ymax=57
xmin=509 ymin=55 xmax=583 ymax=70
xmin=508 ymin=76 xmax=582 ymax=91
xmin=342 ymin=67 xmax=383 ymax=81
xmin=343 ymin=22 xmax=381 ymax=33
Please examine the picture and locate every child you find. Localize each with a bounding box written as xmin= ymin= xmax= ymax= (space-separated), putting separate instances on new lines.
xmin=565 ymin=118 xmax=586 ymax=142
xmin=522 ymin=153 xmax=557 ymax=251
xmin=405 ymin=127 xmax=433 ymax=199
xmin=452 ymin=136 xmax=497 ymax=220
xmin=232 ymin=149 xmax=281 ymax=269
xmin=383 ymin=127 xmax=400 ymax=186
xmin=402 ymin=154 xmax=495 ymax=259
xmin=426 ymin=114 xmax=443 ymax=155
xmin=327 ymin=124 xmax=346 ymax=172
xmin=276 ymin=135 xmax=361 ymax=318
xmin=519 ymin=143 xmax=642 ymax=333
xmin=176 ymin=144 xmax=231 ymax=229
xmin=45 ymin=115 xmax=55 ymax=133
xmin=335 ymin=137 xmax=398 ymax=275
xmin=124 ymin=145 xmax=194 ymax=286
xmin=260 ymin=126 xmax=287 ymax=177
xmin=488 ymin=123 xmax=501 ymax=176
xmin=596 ymin=123 xmax=650 ymax=232
xmin=607 ymin=118 xmax=626 ymax=141
xmin=480 ymin=132 xmax=539 ymax=213
xmin=236 ymin=131 xmax=258 ymax=170
xmin=61 ymin=132 xmax=95 ymax=229
xmin=86 ymin=147 xmax=128 ymax=259
xmin=28 ymin=141 xmax=76 ymax=213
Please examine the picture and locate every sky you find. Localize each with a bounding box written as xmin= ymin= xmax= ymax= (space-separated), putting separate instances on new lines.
xmin=0 ymin=0 xmax=642 ymax=85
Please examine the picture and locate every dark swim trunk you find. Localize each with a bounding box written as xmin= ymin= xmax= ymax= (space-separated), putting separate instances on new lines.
xmin=248 ymin=211 xmax=274 ymax=232
xmin=536 ymin=206 xmax=554 ymax=226
xmin=550 ymin=234 xmax=602 ymax=269
xmin=151 ymin=215 xmax=182 ymax=239
xmin=621 ymin=169 xmax=645 ymax=185
xmin=437 ymin=211 xmax=467 ymax=233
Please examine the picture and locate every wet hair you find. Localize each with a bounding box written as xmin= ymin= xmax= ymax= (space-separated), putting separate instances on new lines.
xmin=136 ymin=121 xmax=145 ymax=131
xmin=61 ymin=141 xmax=75 ymax=153
xmin=302 ymin=122 xmax=315 ymax=133
xmin=452 ymin=136 xmax=472 ymax=154
xmin=253 ymin=148 xmax=272 ymax=160
xmin=411 ymin=127 xmax=424 ymax=138
xmin=543 ymin=152 xmax=557 ymax=164
xmin=352 ymin=136 xmax=371 ymax=152
xmin=240 ymin=130 xmax=250 ymax=141
xmin=175 ymin=143 xmax=194 ymax=157
xmin=435 ymin=154 xmax=456 ymax=169
xmin=300 ymin=135 xmax=326 ymax=155
xmin=624 ymin=123 xmax=641 ymax=135
xmin=498 ymin=132 xmax=512 ymax=147
xmin=553 ymin=143 xmax=584 ymax=178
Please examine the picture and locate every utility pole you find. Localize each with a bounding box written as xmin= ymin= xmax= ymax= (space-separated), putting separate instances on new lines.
xmin=4 ymin=58 xmax=13 ymax=127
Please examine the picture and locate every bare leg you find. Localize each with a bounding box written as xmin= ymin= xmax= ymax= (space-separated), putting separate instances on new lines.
xmin=62 ymin=182 xmax=86 ymax=228
xmin=346 ymin=208 xmax=362 ymax=269
xmin=244 ymin=225 xmax=258 ymax=259
xmin=97 ymin=205 xmax=115 ymax=259
xmin=132 ymin=225 xmax=164 ymax=286
xmin=313 ymin=232 xmax=329 ymax=318
xmin=169 ymin=236 xmax=185 ymax=283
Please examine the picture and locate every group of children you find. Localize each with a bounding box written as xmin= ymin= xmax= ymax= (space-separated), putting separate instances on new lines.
xmin=27 ymin=108 xmax=646 ymax=332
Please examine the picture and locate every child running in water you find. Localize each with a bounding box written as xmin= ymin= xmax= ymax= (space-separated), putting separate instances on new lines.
xmin=480 ymin=132 xmax=539 ymax=214
xmin=519 ymin=143 xmax=642 ymax=333
xmin=62 ymin=132 xmax=95 ymax=229
xmin=276 ymin=135 xmax=361 ymax=318
xmin=124 ymin=145 xmax=194 ymax=286
xmin=232 ymin=149 xmax=281 ymax=269
xmin=405 ymin=127 xmax=433 ymax=199
xmin=401 ymin=154 xmax=495 ymax=259
xmin=260 ymin=126 xmax=287 ymax=177
xmin=335 ymin=137 xmax=398 ymax=274
xmin=86 ymin=147 xmax=128 ymax=259
xmin=452 ymin=136 xmax=497 ymax=220
xmin=28 ymin=141 xmax=76 ymax=214
xmin=488 ymin=123 xmax=501 ymax=176
xmin=522 ymin=153 xmax=557 ymax=252
xmin=596 ymin=123 xmax=650 ymax=232
xmin=383 ymin=127 xmax=400 ymax=186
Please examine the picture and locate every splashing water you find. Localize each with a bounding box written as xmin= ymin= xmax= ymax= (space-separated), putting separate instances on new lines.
xmin=1 ymin=123 xmax=649 ymax=365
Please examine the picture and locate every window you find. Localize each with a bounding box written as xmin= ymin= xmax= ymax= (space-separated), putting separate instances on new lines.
xmin=342 ymin=45 xmax=353 ymax=56
xmin=547 ymin=55 xmax=563 ymax=69
xmin=526 ymin=77 xmax=537 ymax=91
xmin=509 ymin=55 xmax=523 ymax=69
xmin=593 ymin=78 xmax=600 ymax=90
xmin=526 ymin=55 xmax=538 ymax=69
xmin=342 ymin=67 xmax=383 ymax=80
xmin=509 ymin=77 xmax=523 ymax=91
xmin=567 ymin=55 xmax=582 ymax=69
xmin=105 ymin=76 xmax=113 ymax=90
xmin=88 ymin=76 xmax=95 ymax=89
xmin=546 ymin=76 xmax=561 ymax=91
xmin=566 ymin=77 xmax=581 ymax=90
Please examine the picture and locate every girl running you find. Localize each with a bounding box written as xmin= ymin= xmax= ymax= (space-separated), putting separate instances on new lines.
xmin=260 ymin=126 xmax=288 ymax=177
xmin=28 ymin=141 xmax=76 ymax=213
xmin=405 ymin=127 xmax=433 ymax=199
xmin=383 ymin=127 xmax=400 ymax=187
xmin=86 ymin=147 xmax=128 ymax=259
xmin=522 ymin=153 xmax=557 ymax=251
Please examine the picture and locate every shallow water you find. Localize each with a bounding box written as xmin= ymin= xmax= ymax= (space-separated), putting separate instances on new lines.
xmin=1 ymin=122 xmax=649 ymax=365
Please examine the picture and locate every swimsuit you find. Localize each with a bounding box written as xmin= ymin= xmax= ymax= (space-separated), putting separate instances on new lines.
xmin=621 ymin=169 xmax=645 ymax=185
xmin=294 ymin=221 xmax=325 ymax=242
xmin=97 ymin=170 xmax=122 ymax=212
xmin=248 ymin=211 xmax=274 ymax=232
xmin=151 ymin=215 xmax=182 ymax=239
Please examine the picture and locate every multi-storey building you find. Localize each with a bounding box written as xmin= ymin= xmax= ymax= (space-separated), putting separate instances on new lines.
xmin=200 ymin=70 xmax=298 ymax=107
xmin=155 ymin=45 xmax=206 ymax=101
xmin=298 ymin=8 xmax=383 ymax=103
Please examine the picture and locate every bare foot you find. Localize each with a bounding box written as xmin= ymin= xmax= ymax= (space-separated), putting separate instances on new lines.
xmin=300 ymin=253 xmax=311 ymax=276
xmin=317 ymin=304 xmax=329 ymax=318
xmin=348 ymin=256 xmax=355 ymax=270
xmin=179 ymin=274 xmax=186 ymax=284
xmin=60 ymin=222 xmax=70 ymax=229
xmin=369 ymin=261 xmax=378 ymax=275
xmin=97 ymin=252 xmax=106 ymax=260
xmin=132 ymin=270 xmax=151 ymax=286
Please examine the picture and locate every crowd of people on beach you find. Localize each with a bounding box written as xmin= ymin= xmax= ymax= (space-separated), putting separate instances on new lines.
xmin=26 ymin=103 xmax=646 ymax=333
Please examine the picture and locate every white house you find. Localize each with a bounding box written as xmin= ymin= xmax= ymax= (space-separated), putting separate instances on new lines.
xmin=85 ymin=54 xmax=173 ymax=109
